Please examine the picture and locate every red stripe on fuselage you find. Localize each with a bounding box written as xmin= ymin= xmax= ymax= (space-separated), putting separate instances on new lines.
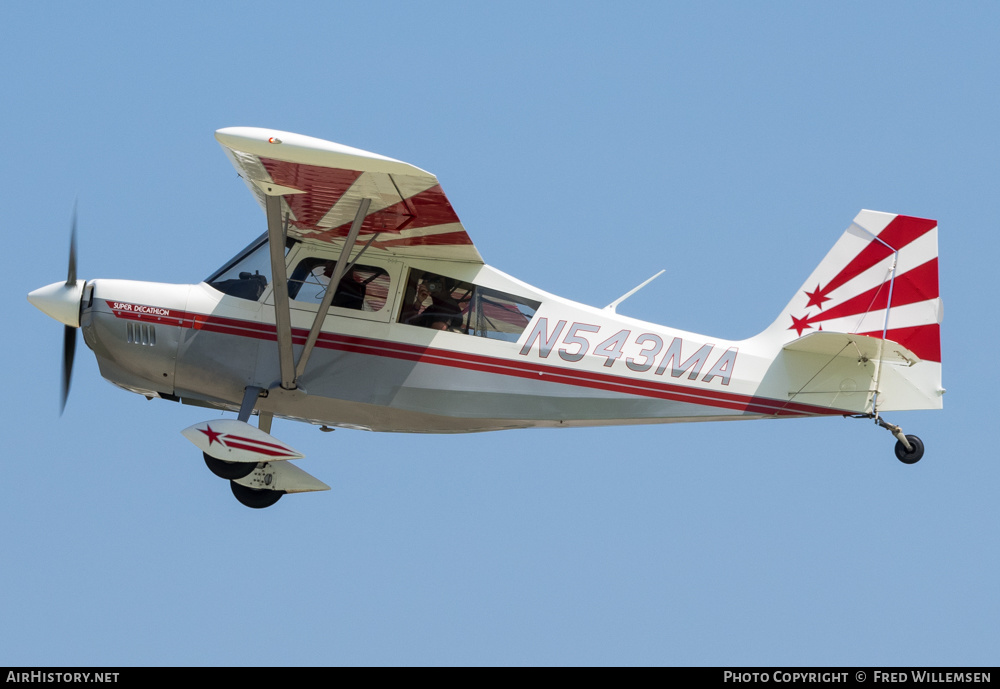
xmin=106 ymin=303 xmax=850 ymax=418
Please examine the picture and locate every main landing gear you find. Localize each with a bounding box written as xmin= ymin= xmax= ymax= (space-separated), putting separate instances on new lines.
xmin=852 ymin=413 xmax=925 ymax=464
xmin=184 ymin=389 xmax=327 ymax=508
xmin=202 ymin=444 xmax=285 ymax=508
xmin=203 ymin=452 xmax=257 ymax=480
xmin=230 ymin=479 xmax=284 ymax=509
xmin=202 ymin=453 xmax=286 ymax=508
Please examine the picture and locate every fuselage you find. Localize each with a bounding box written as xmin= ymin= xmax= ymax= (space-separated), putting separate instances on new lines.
xmin=78 ymin=237 xmax=844 ymax=433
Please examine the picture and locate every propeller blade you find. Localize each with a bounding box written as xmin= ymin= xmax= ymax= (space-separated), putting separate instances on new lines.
xmin=61 ymin=325 xmax=76 ymax=414
xmin=61 ymin=204 xmax=79 ymax=414
xmin=66 ymin=202 xmax=77 ymax=287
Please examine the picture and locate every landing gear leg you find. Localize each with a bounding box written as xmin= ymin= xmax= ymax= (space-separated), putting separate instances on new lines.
xmin=853 ymin=413 xmax=925 ymax=464
xmin=876 ymin=417 xmax=925 ymax=464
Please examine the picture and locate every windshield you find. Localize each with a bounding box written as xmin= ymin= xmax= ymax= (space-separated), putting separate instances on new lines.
xmin=205 ymin=234 xmax=277 ymax=301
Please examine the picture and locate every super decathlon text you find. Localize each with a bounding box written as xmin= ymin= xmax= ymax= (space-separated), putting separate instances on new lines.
xmin=6 ymin=673 xmax=119 ymax=683
xmin=110 ymin=302 xmax=170 ymax=316
xmin=519 ymin=318 xmax=738 ymax=385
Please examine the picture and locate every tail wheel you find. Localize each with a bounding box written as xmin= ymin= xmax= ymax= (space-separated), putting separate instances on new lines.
xmin=230 ymin=480 xmax=284 ymax=509
xmin=894 ymin=435 xmax=924 ymax=464
xmin=203 ymin=452 xmax=257 ymax=480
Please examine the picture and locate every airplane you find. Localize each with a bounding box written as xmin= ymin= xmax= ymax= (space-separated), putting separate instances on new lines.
xmin=28 ymin=127 xmax=944 ymax=508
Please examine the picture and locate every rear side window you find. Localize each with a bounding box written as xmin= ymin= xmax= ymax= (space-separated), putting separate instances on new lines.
xmin=398 ymin=269 xmax=540 ymax=341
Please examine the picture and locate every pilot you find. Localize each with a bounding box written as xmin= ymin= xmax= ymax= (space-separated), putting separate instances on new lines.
xmin=401 ymin=273 xmax=463 ymax=331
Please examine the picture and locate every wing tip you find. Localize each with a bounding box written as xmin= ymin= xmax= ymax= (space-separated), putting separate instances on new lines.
xmin=214 ymin=126 xmax=433 ymax=177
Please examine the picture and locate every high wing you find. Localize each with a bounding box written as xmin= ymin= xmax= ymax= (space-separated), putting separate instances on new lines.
xmin=215 ymin=127 xmax=483 ymax=264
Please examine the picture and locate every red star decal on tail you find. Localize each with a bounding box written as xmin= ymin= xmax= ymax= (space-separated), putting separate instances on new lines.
xmin=199 ymin=425 xmax=224 ymax=446
xmin=804 ymin=284 xmax=831 ymax=310
xmin=789 ymin=314 xmax=813 ymax=337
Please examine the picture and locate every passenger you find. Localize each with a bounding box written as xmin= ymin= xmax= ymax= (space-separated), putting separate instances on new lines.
xmin=311 ymin=262 xmax=366 ymax=310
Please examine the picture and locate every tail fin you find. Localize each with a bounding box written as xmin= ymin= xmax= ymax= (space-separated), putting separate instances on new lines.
xmin=760 ymin=210 xmax=943 ymax=411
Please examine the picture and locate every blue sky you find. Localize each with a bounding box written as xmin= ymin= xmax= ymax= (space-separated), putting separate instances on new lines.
xmin=3 ymin=2 xmax=997 ymax=666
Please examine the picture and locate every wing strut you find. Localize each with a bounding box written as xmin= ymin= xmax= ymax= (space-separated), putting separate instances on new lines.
xmin=265 ymin=194 xmax=297 ymax=390
xmin=293 ymin=198 xmax=372 ymax=383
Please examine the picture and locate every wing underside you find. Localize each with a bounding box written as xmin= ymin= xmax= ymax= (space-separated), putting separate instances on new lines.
xmin=216 ymin=127 xmax=483 ymax=264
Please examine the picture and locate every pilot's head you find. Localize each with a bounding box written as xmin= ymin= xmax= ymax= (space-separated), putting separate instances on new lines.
xmin=423 ymin=273 xmax=445 ymax=295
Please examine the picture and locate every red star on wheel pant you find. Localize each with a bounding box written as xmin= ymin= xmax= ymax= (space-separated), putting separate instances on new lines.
xmin=199 ymin=425 xmax=223 ymax=446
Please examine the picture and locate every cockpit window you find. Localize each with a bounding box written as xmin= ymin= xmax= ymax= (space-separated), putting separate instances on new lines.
xmin=288 ymin=257 xmax=391 ymax=312
xmin=205 ymin=234 xmax=277 ymax=301
xmin=398 ymin=269 xmax=540 ymax=341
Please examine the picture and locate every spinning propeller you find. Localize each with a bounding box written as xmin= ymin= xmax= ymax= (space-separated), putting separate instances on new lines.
xmin=27 ymin=206 xmax=85 ymax=413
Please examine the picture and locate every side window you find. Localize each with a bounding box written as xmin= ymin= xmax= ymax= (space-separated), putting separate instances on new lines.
xmin=398 ymin=269 xmax=540 ymax=341
xmin=398 ymin=270 xmax=474 ymax=332
xmin=288 ymin=257 xmax=391 ymax=312
xmin=467 ymin=287 xmax=540 ymax=342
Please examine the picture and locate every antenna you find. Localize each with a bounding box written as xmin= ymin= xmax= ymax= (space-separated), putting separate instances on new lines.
xmin=604 ymin=270 xmax=665 ymax=313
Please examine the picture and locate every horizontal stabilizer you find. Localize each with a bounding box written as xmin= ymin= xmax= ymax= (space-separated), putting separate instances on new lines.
xmin=783 ymin=332 xmax=920 ymax=366
xmin=181 ymin=419 xmax=305 ymax=463
xmin=233 ymin=460 xmax=331 ymax=494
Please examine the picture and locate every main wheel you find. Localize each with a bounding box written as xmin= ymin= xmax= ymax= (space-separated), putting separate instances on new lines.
xmin=230 ymin=480 xmax=284 ymax=509
xmin=894 ymin=434 xmax=924 ymax=464
xmin=204 ymin=452 xmax=257 ymax=480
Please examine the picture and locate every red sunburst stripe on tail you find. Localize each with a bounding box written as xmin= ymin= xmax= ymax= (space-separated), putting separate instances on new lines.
xmin=803 ymin=258 xmax=939 ymax=327
xmin=811 ymin=215 xmax=937 ymax=308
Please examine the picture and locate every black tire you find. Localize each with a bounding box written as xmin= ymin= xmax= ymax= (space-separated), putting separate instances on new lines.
xmin=894 ymin=435 xmax=924 ymax=464
xmin=203 ymin=452 xmax=257 ymax=480
xmin=230 ymin=480 xmax=284 ymax=509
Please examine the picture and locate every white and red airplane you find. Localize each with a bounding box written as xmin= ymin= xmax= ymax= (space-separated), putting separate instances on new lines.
xmin=28 ymin=128 xmax=944 ymax=508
